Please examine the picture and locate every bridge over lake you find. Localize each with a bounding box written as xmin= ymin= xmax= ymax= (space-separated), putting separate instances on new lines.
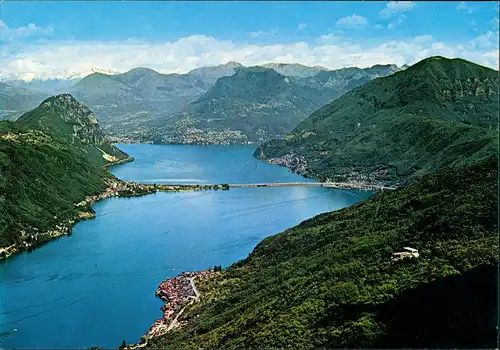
xmin=195 ymin=182 xmax=397 ymax=191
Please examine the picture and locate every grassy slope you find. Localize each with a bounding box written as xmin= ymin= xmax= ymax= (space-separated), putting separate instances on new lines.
xmin=149 ymin=156 xmax=498 ymax=349
xmin=256 ymin=57 xmax=499 ymax=185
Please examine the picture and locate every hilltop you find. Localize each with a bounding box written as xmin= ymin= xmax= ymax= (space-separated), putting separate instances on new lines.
xmin=147 ymin=156 xmax=498 ymax=349
xmin=256 ymin=56 xmax=499 ymax=186
xmin=16 ymin=94 xmax=129 ymax=166
xmin=0 ymin=94 xmax=130 ymax=250
xmin=148 ymin=64 xmax=400 ymax=144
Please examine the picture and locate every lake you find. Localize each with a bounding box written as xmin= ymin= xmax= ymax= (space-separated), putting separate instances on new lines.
xmin=0 ymin=144 xmax=372 ymax=348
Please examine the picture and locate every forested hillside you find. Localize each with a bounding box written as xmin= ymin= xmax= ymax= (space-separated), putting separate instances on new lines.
xmin=0 ymin=95 xmax=128 ymax=249
xmin=256 ymin=56 xmax=499 ymax=186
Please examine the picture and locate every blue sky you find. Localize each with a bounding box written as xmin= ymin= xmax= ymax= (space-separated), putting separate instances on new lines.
xmin=0 ymin=1 xmax=498 ymax=80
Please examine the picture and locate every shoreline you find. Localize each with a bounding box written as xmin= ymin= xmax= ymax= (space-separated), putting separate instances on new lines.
xmin=125 ymin=270 xmax=218 ymax=349
xmin=0 ymin=178 xmax=230 ymax=261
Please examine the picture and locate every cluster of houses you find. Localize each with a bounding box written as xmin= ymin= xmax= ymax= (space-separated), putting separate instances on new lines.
xmin=145 ymin=270 xmax=216 ymax=338
xmin=267 ymin=155 xmax=308 ymax=174
xmin=75 ymin=180 xmax=156 ymax=208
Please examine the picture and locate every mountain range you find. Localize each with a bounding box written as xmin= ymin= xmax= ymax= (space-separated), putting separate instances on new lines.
xmin=147 ymin=64 xmax=402 ymax=144
xmin=0 ymin=82 xmax=48 ymax=120
xmin=1 ymin=61 xmax=404 ymax=142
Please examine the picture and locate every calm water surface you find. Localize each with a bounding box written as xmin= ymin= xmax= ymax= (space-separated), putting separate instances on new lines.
xmin=0 ymin=144 xmax=372 ymax=348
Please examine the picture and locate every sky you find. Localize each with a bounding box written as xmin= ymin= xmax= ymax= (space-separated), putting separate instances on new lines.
xmin=0 ymin=1 xmax=498 ymax=80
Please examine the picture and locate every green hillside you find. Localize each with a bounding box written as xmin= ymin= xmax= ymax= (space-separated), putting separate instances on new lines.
xmin=0 ymin=94 xmax=129 ymax=249
xmin=256 ymin=57 xmax=499 ymax=186
xmin=16 ymin=94 xmax=129 ymax=166
xmin=148 ymin=156 xmax=498 ymax=349
xmin=148 ymin=65 xmax=400 ymax=144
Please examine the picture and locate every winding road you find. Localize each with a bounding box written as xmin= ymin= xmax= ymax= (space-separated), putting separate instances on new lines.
xmin=166 ymin=277 xmax=200 ymax=332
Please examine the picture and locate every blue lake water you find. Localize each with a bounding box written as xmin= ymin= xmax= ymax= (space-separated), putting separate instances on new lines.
xmin=0 ymin=144 xmax=372 ymax=349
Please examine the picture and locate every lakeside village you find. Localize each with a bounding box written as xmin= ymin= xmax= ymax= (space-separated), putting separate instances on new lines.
xmin=0 ymin=179 xmax=230 ymax=261
xmin=266 ymin=154 xmax=399 ymax=187
xmin=124 ymin=270 xmax=218 ymax=349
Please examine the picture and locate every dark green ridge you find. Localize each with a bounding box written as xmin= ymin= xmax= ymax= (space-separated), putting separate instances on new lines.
xmin=255 ymin=56 xmax=499 ymax=186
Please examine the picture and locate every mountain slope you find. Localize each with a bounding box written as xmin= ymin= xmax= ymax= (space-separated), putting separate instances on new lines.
xmin=64 ymin=64 xmax=242 ymax=139
xmin=148 ymin=65 xmax=400 ymax=144
xmin=148 ymin=156 xmax=498 ymax=349
xmin=0 ymin=94 xmax=129 ymax=249
xmin=65 ymin=69 xmax=208 ymax=139
xmin=186 ymin=61 xmax=243 ymax=85
xmin=16 ymin=94 xmax=129 ymax=166
xmin=0 ymin=82 xmax=48 ymax=120
xmin=256 ymin=57 xmax=499 ymax=185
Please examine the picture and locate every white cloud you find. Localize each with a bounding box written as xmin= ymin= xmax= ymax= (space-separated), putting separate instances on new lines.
xmin=374 ymin=24 xmax=385 ymax=30
xmin=460 ymin=31 xmax=499 ymax=50
xmin=1 ymin=31 xmax=498 ymax=81
xmin=335 ymin=14 xmax=368 ymax=29
xmin=456 ymin=1 xmax=478 ymax=14
xmin=0 ymin=20 xmax=54 ymax=41
xmin=298 ymin=23 xmax=308 ymax=31
xmin=388 ymin=15 xmax=406 ymax=29
xmin=379 ymin=2 xmax=416 ymax=19
xmin=249 ymin=28 xmax=279 ymax=38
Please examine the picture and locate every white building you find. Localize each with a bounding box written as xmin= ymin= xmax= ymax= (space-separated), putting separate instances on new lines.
xmin=392 ymin=246 xmax=419 ymax=261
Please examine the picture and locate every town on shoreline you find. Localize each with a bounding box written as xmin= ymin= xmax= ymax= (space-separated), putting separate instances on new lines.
xmin=124 ymin=269 xmax=218 ymax=349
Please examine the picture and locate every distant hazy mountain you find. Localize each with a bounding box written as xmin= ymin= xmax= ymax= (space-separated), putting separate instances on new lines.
xmin=4 ymin=78 xmax=78 ymax=94
xmin=1 ymin=61 xmax=404 ymax=140
xmin=147 ymin=64 xmax=402 ymax=144
xmin=261 ymin=62 xmax=330 ymax=78
xmin=186 ymin=61 xmax=243 ymax=85
xmin=60 ymin=63 xmax=246 ymax=138
xmin=0 ymin=82 xmax=48 ymax=120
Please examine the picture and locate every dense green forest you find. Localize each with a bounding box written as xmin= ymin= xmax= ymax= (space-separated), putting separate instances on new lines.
xmin=148 ymin=156 xmax=498 ymax=348
xmin=256 ymin=56 xmax=499 ymax=186
xmin=0 ymin=95 xmax=128 ymax=248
